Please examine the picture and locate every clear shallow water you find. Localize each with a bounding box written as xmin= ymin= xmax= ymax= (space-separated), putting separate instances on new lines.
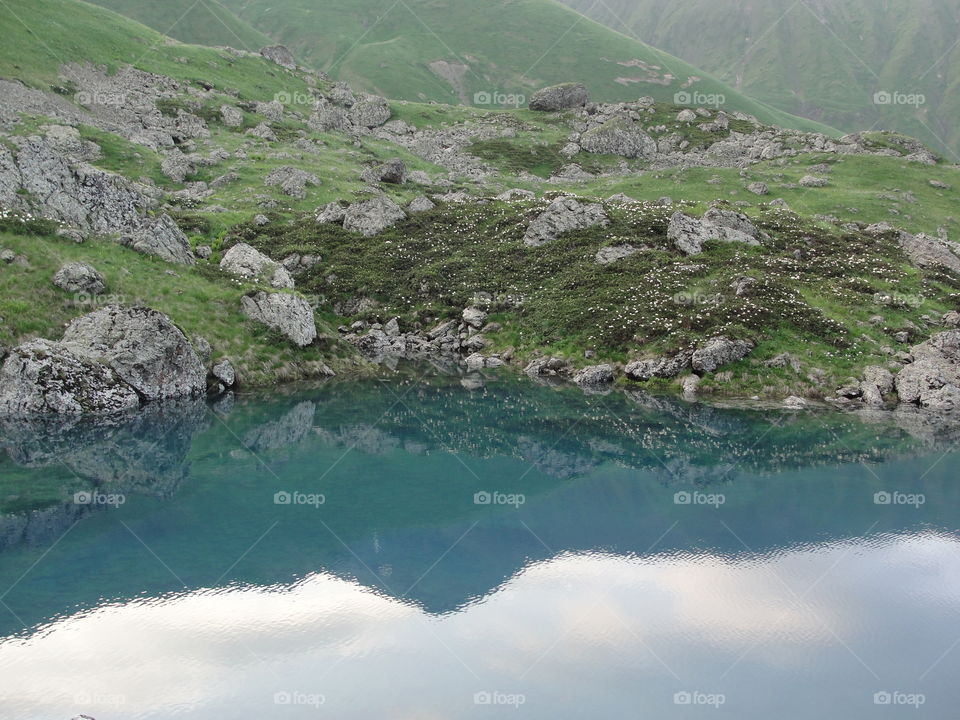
xmin=0 ymin=372 xmax=959 ymax=718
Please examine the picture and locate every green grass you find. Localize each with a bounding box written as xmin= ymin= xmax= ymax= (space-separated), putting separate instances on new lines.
xmin=0 ymin=224 xmax=357 ymax=385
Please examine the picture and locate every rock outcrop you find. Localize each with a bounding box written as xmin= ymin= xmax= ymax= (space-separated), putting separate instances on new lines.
xmin=260 ymin=45 xmax=297 ymax=70
xmin=61 ymin=306 xmax=206 ymax=401
xmin=668 ymin=209 xmax=761 ymax=255
xmin=691 ymin=337 xmax=753 ymax=374
xmin=523 ymin=197 xmax=608 ymax=246
xmin=220 ymin=243 xmax=294 ymax=289
xmin=240 ymin=291 xmax=317 ymax=347
xmin=898 ymin=231 xmax=960 ymax=274
xmin=342 ymin=196 xmax=406 ymax=236
xmin=52 ymin=262 xmax=105 ymax=295
xmin=895 ymin=331 xmax=960 ymax=411
xmin=528 ymin=83 xmax=589 ymax=111
xmin=118 ymin=213 xmax=195 ymax=265
xmin=579 ymin=116 xmax=657 ymax=159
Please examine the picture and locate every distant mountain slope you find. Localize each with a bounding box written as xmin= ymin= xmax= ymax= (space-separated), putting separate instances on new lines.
xmin=557 ymin=0 xmax=960 ymax=158
xmin=194 ymin=0 xmax=830 ymax=133
xmin=85 ymin=0 xmax=272 ymax=50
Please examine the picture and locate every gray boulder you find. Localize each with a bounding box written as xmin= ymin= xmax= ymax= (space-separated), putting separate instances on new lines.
xmin=523 ymin=196 xmax=608 ymax=246
xmin=580 ymin=116 xmax=657 ymax=159
xmin=52 ymin=262 xmax=105 ymax=295
xmin=573 ymin=364 xmax=615 ymax=386
xmin=362 ymin=158 xmax=407 ymax=184
xmin=524 ymin=356 xmax=572 ymax=376
xmin=668 ymin=209 xmax=760 ymax=256
xmin=625 ymin=351 xmax=692 ymax=381
xmin=462 ymin=307 xmax=488 ymax=329
xmin=265 ymin=166 xmax=320 ymax=200
xmin=316 ymin=201 xmax=347 ymax=224
xmin=342 ymin=196 xmax=406 ymax=236
xmin=219 ymin=105 xmax=243 ymax=127
xmin=260 ymin=45 xmax=297 ymax=69
xmin=408 ymin=195 xmax=436 ymax=213
xmin=212 ymin=358 xmax=236 ymax=387
xmin=895 ymin=331 xmax=960 ymax=410
xmin=596 ymin=244 xmax=639 ymax=264
xmin=240 ymin=291 xmax=317 ymax=347
xmin=0 ymin=339 xmax=140 ymax=416
xmin=220 ymin=243 xmax=294 ymax=289
xmin=747 ymin=182 xmax=769 ymax=195
xmin=800 ymin=175 xmax=829 ymax=188
xmin=528 ymin=83 xmax=589 ymax=111
xmin=691 ymin=337 xmax=753 ymax=374
xmin=61 ymin=306 xmax=206 ymax=401
xmin=118 ymin=213 xmax=195 ymax=265
xmin=898 ymin=231 xmax=960 ymax=274
xmin=350 ymin=96 xmax=391 ymax=128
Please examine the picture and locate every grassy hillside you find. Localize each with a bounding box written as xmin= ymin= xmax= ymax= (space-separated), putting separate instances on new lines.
xmin=558 ymin=0 xmax=960 ymax=158
xmin=85 ymin=0 xmax=272 ymax=50
xmin=88 ymin=0 xmax=834 ymax=134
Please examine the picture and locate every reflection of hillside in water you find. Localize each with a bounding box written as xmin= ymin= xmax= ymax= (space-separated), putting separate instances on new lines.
xmin=0 ymin=371 xmax=958 ymax=630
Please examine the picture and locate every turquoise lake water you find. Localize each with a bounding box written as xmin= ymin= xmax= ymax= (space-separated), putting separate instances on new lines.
xmin=0 ymin=371 xmax=958 ymax=718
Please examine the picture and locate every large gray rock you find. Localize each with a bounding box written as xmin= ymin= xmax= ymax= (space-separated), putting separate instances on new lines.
xmin=316 ymin=201 xmax=347 ymax=224
xmin=264 ymin=166 xmax=320 ymax=200
xmin=625 ymin=351 xmax=693 ymax=381
xmin=0 ymin=339 xmax=140 ymax=416
xmin=342 ymin=196 xmax=406 ymax=236
xmin=691 ymin=337 xmax=753 ymax=374
xmin=309 ymin=100 xmax=353 ymax=133
xmin=895 ymin=331 xmax=960 ymax=410
xmin=260 ymin=45 xmax=297 ymax=69
xmin=350 ymin=96 xmax=391 ymax=128
xmin=219 ymin=104 xmax=243 ymax=127
xmin=240 ymin=291 xmax=317 ymax=347
xmin=523 ymin=196 xmax=608 ymax=246
xmin=119 ymin=213 xmax=195 ymax=265
xmin=528 ymin=83 xmax=589 ymax=111
xmin=62 ymin=306 xmax=206 ymax=401
xmin=898 ymin=231 xmax=960 ymax=274
xmin=573 ymin=364 xmax=615 ymax=386
xmin=362 ymin=158 xmax=407 ymax=184
xmin=580 ymin=116 xmax=657 ymax=159
xmin=220 ymin=243 xmax=294 ymax=289
xmin=595 ymin=244 xmax=639 ymax=264
xmin=668 ymin=209 xmax=760 ymax=256
xmin=52 ymin=262 xmax=105 ymax=295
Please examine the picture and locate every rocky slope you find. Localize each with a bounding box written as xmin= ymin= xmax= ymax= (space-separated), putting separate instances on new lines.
xmin=1 ymin=0 xmax=959 ymax=419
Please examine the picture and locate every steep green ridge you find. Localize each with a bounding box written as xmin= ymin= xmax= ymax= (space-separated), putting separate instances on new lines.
xmin=91 ymin=0 xmax=834 ymax=134
xmin=85 ymin=0 xmax=272 ymax=50
xmin=558 ymin=0 xmax=960 ymax=158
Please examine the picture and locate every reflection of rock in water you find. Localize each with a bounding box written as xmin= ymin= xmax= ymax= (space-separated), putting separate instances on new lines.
xmin=516 ymin=437 xmax=599 ymax=479
xmin=0 ymin=502 xmax=93 ymax=551
xmin=313 ymin=424 xmax=401 ymax=455
xmin=242 ymin=401 xmax=316 ymax=452
xmin=0 ymin=397 xmax=209 ymax=494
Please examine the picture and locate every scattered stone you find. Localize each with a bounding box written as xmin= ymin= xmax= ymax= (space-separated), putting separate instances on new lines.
xmin=254 ymin=214 xmax=270 ymax=226
xmin=800 ymin=175 xmax=829 ymax=188
xmin=930 ymin=179 xmax=950 ymax=190
xmin=524 ymin=356 xmax=571 ymax=376
xmin=52 ymin=262 xmax=105 ymax=295
xmin=898 ymin=231 xmax=960 ymax=274
xmin=747 ymin=181 xmax=769 ymax=196
xmin=895 ymin=331 xmax=960 ymax=410
xmin=497 ymin=189 xmax=535 ymax=201
xmin=783 ymin=395 xmax=808 ymax=409
xmin=211 ymin=358 xmax=236 ymax=388
xmin=462 ymin=307 xmax=488 ymax=329
xmin=765 ymin=352 xmax=801 ymax=372
xmin=316 ymin=202 xmax=347 ymax=224
xmin=625 ymin=351 xmax=693 ymax=381
xmin=523 ymin=196 xmax=608 ymax=246
xmin=246 ymin=123 xmax=277 ymax=142
xmin=362 ymin=158 xmax=407 ymax=184
xmin=595 ymin=244 xmax=639 ymax=264
xmin=680 ymin=375 xmax=701 ymax=398
xmin=573 ymin=364 xmax=614 ymax=386
xmin=668 ymin=209 xmax=760 ymax=255
xmin=264 ymin=166 xmax=320 ymax=199
xmin=407 ymin=195 xmax=435 ymax=213
xmin=240 ymin=291 xmax=317 ymax=347
xmin=676 ymin=109 xmax=697 ymax=123
xmin=118 ymin=213 xmax=195 ymax=265
xmin=580 ymin=116 xmax=657 ymax=159
xmin=260 ymin=45 xmax=297 ymax=70
xmin=350 ymin=96 xmax=391 ymax=128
